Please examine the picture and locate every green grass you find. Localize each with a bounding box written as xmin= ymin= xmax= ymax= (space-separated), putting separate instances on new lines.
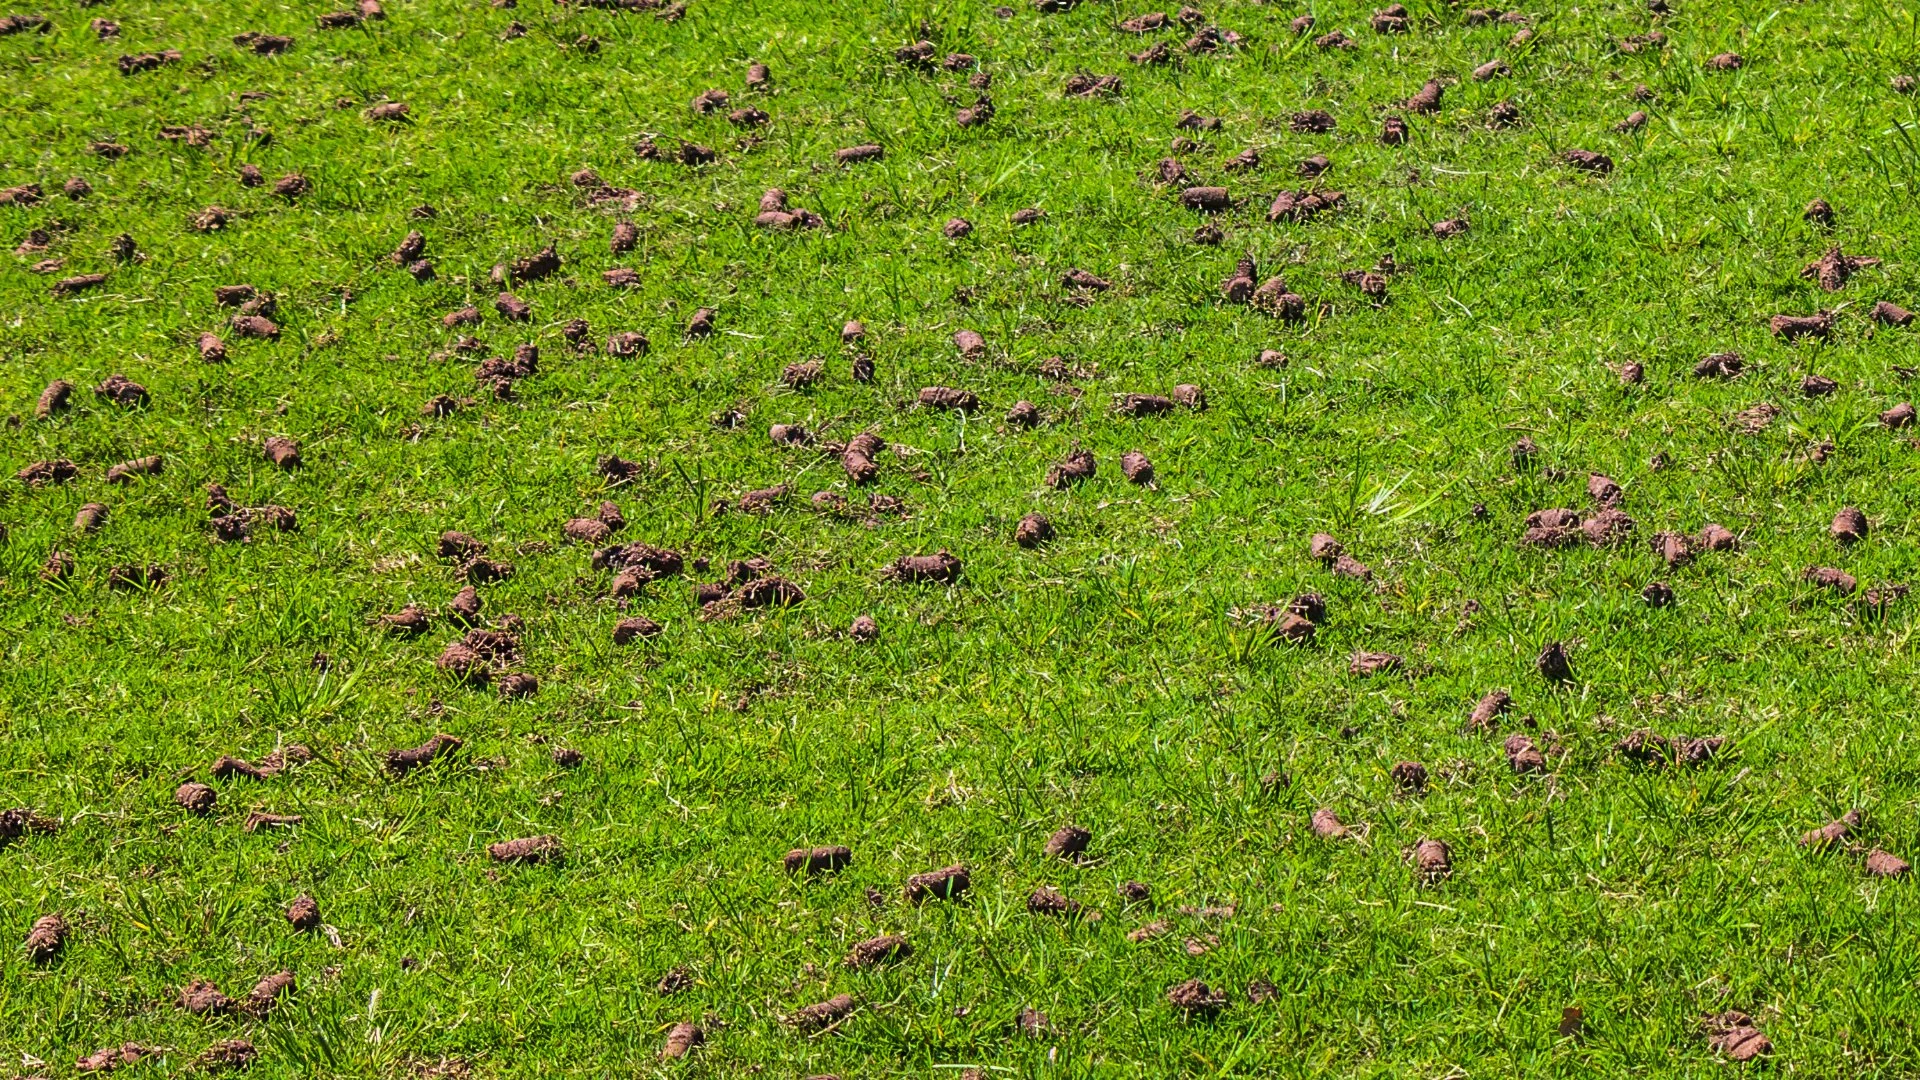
xmin=4 ymin=0 xmax=1920 ymax=1074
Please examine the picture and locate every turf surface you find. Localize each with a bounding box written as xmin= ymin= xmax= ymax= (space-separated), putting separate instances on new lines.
xmin=5 ymin=0 xmax=1920 ymax=1074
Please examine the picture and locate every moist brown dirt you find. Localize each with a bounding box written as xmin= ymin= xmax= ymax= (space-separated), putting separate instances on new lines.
xmin=180 ymin=979 xmax=235 ymax=1015
xmin=1563 ymin=149 xmax=1613 ymax=174
xmin=78 ymin=1044 xmax=151 ymax=1073
xmin=1873 ymin=300 xmax=1914 ymax=326
xmin=19 ymin=459 xmax=78 ymax=486
xmin=919 ymin=386 xmax=980 ymax=412
xmin=1117 ymin=393 xmax=1176 ymax=416
xmin=1882 ymin=402 xmax=1916 ymax=428
xmin=247 ymin=970 xmax=295 ymax=1014
xmin=1045 ymin=824 xmax=1091 ymax=860
xmin=1536 ymin=641 xmax=1573 ymax=683
xmin=1865 ymin=849 xmax=1910 ymax=877
xmin=1641 ymin=580 xmax=1675 ymax=607
xmin=790 ymin=993 xmax=856 ymax=1029
xmin=1391 ymin=761 xmax=1428 ymax=793
xmin=1007 ymin=399 xmax=1041 ymax=427
xmin=105 ymin=456 xmax=163 ymax=485
xmin=661 ymin=1023 xmax=703 ymax=1059
xmin=25 ymin=912 xmax=66 ymax=964
xmin=35 ymin=379 xmax=72 ymax=418
xmin=1167 ymin=977 xmax=1228 ymax=1016
xmin=1800 ymin=808 xmax=1864 ymax=848
xmin=1831 ymin=507 xmax=1868 ymax=544
xmin=385 ymin=733 xmax=462 ymax=776
xmin=1405 ymin=79 xmax=1442 ymax=112
xmin=286 ymin=894 xmax=320 ymax=930
xmin=1413 ymin=838 xmax=1451 ymax=883
xmin=1028 ymin=886 xmax=1082 ymax=916
xmin=1771 ymin=312 xmax=1834 ymax=340
xmin=1469 ymin=690 xmax=1511 ymax=732
xmin=1504 ymin=733 xmax=1547 ymax=774
xmin=1121 ymin=450 xmax=1154 ymax=483
xmin=1046 ymin=449 xmax=1097 ymax=488
xmin=883 ymin=550 xmax=962 ymax=583
xmin=488 ymin=834 xmax=560 ymax=864
xmin=904 ymin=863 xmax=969 ymax=903
xmin=1015 ymin=512 xmax=1054 ymax=547
xmin=776 ymin=844 xmax=851 ymax=875
xmin=1349 ymin=651 xmax=1402 ymax=677
xmin=1703 ymin=1012 xmax=1771 ymax=1061
xmin=1804 ymin=566 xmax=1857 ymax=593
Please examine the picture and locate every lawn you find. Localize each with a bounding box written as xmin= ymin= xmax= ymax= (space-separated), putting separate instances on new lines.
xmin=3 ymin=0 xmax=1920 ymax=1074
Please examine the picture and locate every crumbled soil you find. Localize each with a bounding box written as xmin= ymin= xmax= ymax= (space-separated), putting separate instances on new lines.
xmin=94 ymin=373 xmax=148 ymax=406
xmin=25 ymin=912 xmax=66 ymax=964
xmin=77 ymin=1044 xmax=151 ymax=1073
xmin=1046 ymin=449 xmax=1097 ymax=488
xmin=1873 ymin=300 xmax=1914 ymax=326
xmin=18 ymin=459 xmax=78 ymax=487
xmin=1800 ymin=809 xmax=1863 ymax=848
xmin=904 ymin=863 xmax=969 ymax=903
xmin=1391 ymin=761 xmax=1428 ymax=793
xmin=1563 ymin=149 xmax=1613 ymax=174
xmin=385 ymin=733 xmax=462 ymax=776
xmin=1007 ymin=400 xmax=1041 ymax=427
xmin=1045 ymin=824 xmax=1091 ymax=860
xmin=883 ymin=550 xmax=962 ymax=584
xmin=1118 ymin=393 xmax=1176 ymax=416
xmin=790 ymin=993 xmax=856 ymax=1029
xmin=180 ymin=979 xmax=235 ymax=1015
xmin=1349 ymin=651 xmax=1402 ymax=677
xmin=286 ymin=894 xmax=320 ymax=930
xmin=1703 ymin=1012 xmax=1770 ymax=1061
xmin=1405 ymin=79 xmax=1442 ymax=112
xmin=1469 ymin=690 xmax=1512 ymax=732
xmin=1028 ymin=886 xmax=1081 ymax=916
xmin=1802 ymin=246 xmax=1879 ymax=291
xmin=1412 ymin=838 xmax=1451 ymax=883
xmin=661 ymin=1022 xmax=703 ymax=1060
xmin=35 ymin=378 xmax=72 ymax=419
xmin=1015 ymin=512 xmax=1054 ymax=547
xmin=953 ymin=329 xmax=987 ymax=357
xmin=1309 ymin=532 xmax=1344 ymax=562
xmin=1831 ymin=507 xmax=1868 ymax=544
xmin=1882 ymin=402 xmax=1916 ymax=428
xmin=105 ymin=456 xmax=163 ymax=485
xmin=1866 ymin=849 xmax=1910 ymax=877
xmin=1642 ymin=580 xmax=1675 ymax=607
xmin=247 ymin=970 xmax=295 ymax=1014
xmin=1267 ymin=189 xmax=1345 ymax=222
xmin=1504 ymin=734 xmax=1547 ymax=774
xmin=488 ymin=834 xmax=560 ymax=863
xmin=1121 ymin=450 xmax=1155 ymax=484
xmin=1803 ymin=566 xmax=1857 ymax=593
xmin=919 ymin=386 xmax=980 ymax=412
xmin=1167 ymin=977 xmax=1227 ymax=1016
xmin=1772 ymin=312 xmax=1834 ymax=340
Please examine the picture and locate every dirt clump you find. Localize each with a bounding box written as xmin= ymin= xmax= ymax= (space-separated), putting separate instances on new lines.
xmin=1405 ymin=79 xmax=1442 ymax=113
xmin=1116 ymin=393 xmax=1175 ymax=416
xmin=180 ymin=978 xmax=235 ymax=1015
xmin=1563 ymin=149 xmax=1613 ymax=174
xmin=1167 ymin=977 xmax=1228 ymax=1016
xmin=1866 ymin=849 xmax=1910 ymax=877
xmin=1180 ymin=186 xmax=1232 ymax=212
xmin=1504 ymin=733 xmax=1547 ymax=773
xmin=286 ymin=894 xmax=321 ymax=930
xmin=104 ymin=456 xmax=163 ymax=485
xmin=1703 ymin=1012 xmax=1770 ymax=1062
xmin=1310 ymin=808 xmax=1349 ymax=838
xmin=1045 ymin=824 xmax=1091 ymax=860
xmin=1015 ymin=512 xmax=1054 ymax=547
xmin=385 ymin=734 xmax=461 ymax=776
xmin=25 ymin=912 xmax=66 ymax=964
xmin=904 ymin=864 xmax=969 ymax=903
xmin=1412 ymin=838 xmax=1451 ymax=883
xmin=78 ymin=1044 xmax=151 ymax=1073
xmin=1802 ymin=247 xmax=1879 ymax=291
xmin=1771 ymin=312 xmax=1833 ymax=340
xmin=1120 ymin=450 xmax=1154 ymax=484
xmin=94 ymin=373 xmax=148 ymax=407
xmin=1468 ymin=691 xmax=1511 ymax=732
xmin=1641 ymin=580 xmax=1674 ymax=607
xmin=488 ymin=834 xmax=560 ymax=864
xmin=263 ymin=435 xmax=301 ymax=469
xmin=660 ymin=1022 xmax=703 ymax=1060
xmin=1028 ymin=886 xmax=1081 ymax=916
xmin=19 ymin=459 xmax=78 ymax=487
xmin=35 ymin=378 xmax=72 ymax=419
xmin=1873 ymin=300 xmax=1914 ymax=326
xmin=790 ymin=993 xmax=856 ymax=1030
xmin=1882 ymin=402 xmax=1915 ymax=428
xmin=1800 ymin=809 xmax=1863 ymax=849
xmin=883 ymin=550 xmax=962 ymax=584
xmin=1349 ymin=651 xmax=1402 ymax=677
xmin=1008 ymin=400 xmax=1041 ymax=427
xmin=1587 ymin=473 xmax=1622 ymax=505
xmin=74 ymin=503 xmax=107 ymax=533
xmin=1831 ymin=507 xmax=1868 ymax=544
xmin=1267 ymin=188 xmax=1344 ymax=223
xmin=1536 ymin=641 xmax=1573 ymax=683
xmin=247 ymin=970 xmax=295 ymax=1013
xmin=1804 ymin=566 xmax=1857 ymax=593
xmin=919 ymin=386 xmax=980 ymax=412
xmin=1046 ymin=449 xmax=1096 ymax=488
xmin=1391 ymin=761 xmax=1428 ymax=793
